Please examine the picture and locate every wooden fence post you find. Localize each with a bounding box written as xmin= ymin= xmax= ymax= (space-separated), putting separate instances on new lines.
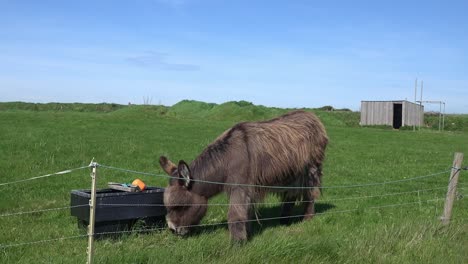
xmin=441 ymin=152 xmax=464 ymax=225
xmin=87 ymin=161 xmax=98 ymax=264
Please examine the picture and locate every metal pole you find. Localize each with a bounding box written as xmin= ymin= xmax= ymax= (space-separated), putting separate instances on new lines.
xmin=420 ymin=80 xmax=423 ymax=103
xmin=419 ymin=80 xmax=423 ymax=130
xmin=439 ymin=102 xmax=442 ymax=131
xmin=87 ymin=161 xmax=98 ymax=264
xmin=442 ymin=102 xmax=445 ymax=131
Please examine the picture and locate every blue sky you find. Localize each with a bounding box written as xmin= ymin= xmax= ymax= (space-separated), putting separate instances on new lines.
xmin=1 ymin=1 xmax=467 ymax=113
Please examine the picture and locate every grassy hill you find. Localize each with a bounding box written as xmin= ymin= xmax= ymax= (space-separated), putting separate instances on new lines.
xmin=1 ymin=101 xmax=465 ymax=132
xmin=0 ymin=100 xmax=363 ymax=128
xmin=0 ymin=101 xmax=125 ymax=112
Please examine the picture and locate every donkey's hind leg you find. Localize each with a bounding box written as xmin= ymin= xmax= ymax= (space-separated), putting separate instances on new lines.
xmin=303 ymin=164 xmax=322 ymax=221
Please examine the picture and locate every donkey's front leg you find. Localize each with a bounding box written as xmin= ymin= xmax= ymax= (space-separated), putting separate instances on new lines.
xmin=227 ymin=188 xmax=250 ymax=242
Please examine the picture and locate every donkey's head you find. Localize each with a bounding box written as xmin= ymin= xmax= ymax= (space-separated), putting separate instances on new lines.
xmin=159 ymin=156 xmax=208 ymax=236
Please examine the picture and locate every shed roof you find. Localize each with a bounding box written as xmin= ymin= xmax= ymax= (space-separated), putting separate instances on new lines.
xmin=361 ymin=100 xmax=421 ymax=106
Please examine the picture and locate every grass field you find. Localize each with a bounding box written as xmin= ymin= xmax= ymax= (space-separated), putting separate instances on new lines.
xmin=0 ymin=101 xmax=467 ymax=263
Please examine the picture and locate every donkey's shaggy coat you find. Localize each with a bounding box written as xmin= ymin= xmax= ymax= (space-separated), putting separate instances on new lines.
xmin=160 ymin=110 xmax=328 ymax=241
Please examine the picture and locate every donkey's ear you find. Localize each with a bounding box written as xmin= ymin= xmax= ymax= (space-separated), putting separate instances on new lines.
xmin=159 ymin=156 xmax=177 ymax=175
xmin=178 ymin=160 xmax=192 ymax=189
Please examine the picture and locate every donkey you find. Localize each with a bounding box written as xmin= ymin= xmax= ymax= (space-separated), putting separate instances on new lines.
xmin=159 ymin=110 xmax=328 ymax=241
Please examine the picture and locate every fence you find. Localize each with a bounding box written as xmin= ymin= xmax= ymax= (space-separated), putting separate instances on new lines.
xmin=0 ymin=153 xmax=465 ymax=264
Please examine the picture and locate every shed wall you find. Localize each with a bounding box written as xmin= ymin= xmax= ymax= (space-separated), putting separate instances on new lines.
xmin=360 ymin=101 xmax=393 ymax=126
xmin=360 ymin=101 xmax=423 ymax=127
xmin=403 ymin=101 xmax=424 ymax=126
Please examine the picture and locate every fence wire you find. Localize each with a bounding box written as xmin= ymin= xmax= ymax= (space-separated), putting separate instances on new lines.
xmin=0 ymin=205 xmax=87 ymax=218
xmin=98 ymin=164 xmax=451 ymax=190
xmin=96 ymin=185 xmax=450 ymax=208
xmin=0 ymin=235 xmax=87 ymax=249
xmin=92 ymin=198 xmax=445 ymax=237
xmin=0 ymin=165 xmax=90 ymax=187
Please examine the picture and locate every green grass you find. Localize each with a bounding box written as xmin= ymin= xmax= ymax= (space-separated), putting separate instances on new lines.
xmin=424 ymin=113 xmax=468 ymax=132
xmin=0 ymin=101 xmax=467 ymax=263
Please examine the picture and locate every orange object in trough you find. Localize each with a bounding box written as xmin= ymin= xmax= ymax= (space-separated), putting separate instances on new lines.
xmin=132 ymin=179 xmax=146 ymax=191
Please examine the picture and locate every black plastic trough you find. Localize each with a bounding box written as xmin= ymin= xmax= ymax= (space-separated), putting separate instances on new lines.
xmin=70 ymin=187 xmax=166 ymax=236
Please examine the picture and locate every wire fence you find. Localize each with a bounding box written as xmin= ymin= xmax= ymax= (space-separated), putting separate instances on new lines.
xmin=0 ymin=183 xmax=456 ymax=219
xmin=1 ymin=184 xmax=460 ymax=222
xmin=0 ymin=197 xmax=447 ymax=249
xmin=0 ymin=161 xmax=465 ymax=260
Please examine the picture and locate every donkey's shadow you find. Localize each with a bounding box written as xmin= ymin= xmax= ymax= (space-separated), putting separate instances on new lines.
xmin=192 ymin=203 xmax=336 ymax=239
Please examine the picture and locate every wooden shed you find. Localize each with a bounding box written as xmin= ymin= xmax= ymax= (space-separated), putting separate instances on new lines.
xmin=360 ymin=100 xmax=423 ymax=129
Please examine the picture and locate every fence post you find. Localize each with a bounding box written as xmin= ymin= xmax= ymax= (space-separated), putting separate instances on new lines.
xmin=87 ymin=161 xmax=98 ymax=264
xmin=440 ymin=152 xmax=464 ymax=225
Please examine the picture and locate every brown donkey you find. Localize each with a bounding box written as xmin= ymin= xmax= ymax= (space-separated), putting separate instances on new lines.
xmin=159 ymin=110 xmax=328 ymax=241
